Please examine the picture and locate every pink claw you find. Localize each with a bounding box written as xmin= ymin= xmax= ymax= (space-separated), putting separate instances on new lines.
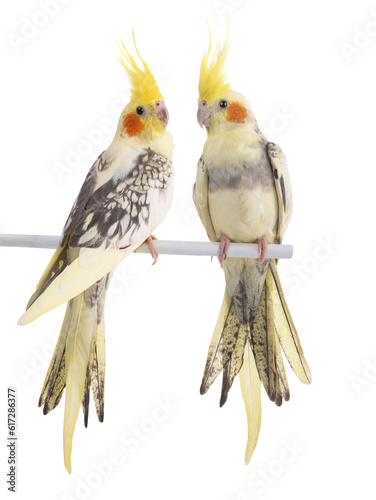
xmin=218 ymin=235 xmax=231 ymax=267
xmin=147 ymin=236 xmax=158 ymax=265
xmin=258 ymin=236 xmax=268 ymax=264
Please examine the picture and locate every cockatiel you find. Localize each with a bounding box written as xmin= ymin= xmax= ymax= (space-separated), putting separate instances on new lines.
xmin=18 ymin=39 xmax=174 ymax=473
xmin=193 ymin=33 xmax=311 ymax=464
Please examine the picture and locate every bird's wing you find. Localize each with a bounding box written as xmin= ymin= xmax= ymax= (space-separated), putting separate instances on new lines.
xmin=26 ymin=152 xmax=108 ymax=309
xmin=68 ymin=148 xmax=173 ymax=249
xmin=26 ymin=243 xmax=70 ymax=309
xmin=267 ymin=143 xmax=293 ymax=243
xmin=19 ymin=149 xmax=173 ymax=325
xmin=193 ymin=156 xmax=217 ymax=241
xmin=60 ymin=152 xmax=109 ymax=247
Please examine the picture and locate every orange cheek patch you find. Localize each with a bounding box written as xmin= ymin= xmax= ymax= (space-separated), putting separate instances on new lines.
xmin=226 ymin=102 xmax=248 ymax=123
xmin=123 ymin=113 xmax=144 ymax=137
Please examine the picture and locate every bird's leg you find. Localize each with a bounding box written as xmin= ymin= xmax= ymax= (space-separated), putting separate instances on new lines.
xmin=218 ymin=235 xmax=231 ymax=267
xmin=258 ymin=236 xmax=268 ymax=264
xmin=146 ymin=235 xmax=158 ymax=265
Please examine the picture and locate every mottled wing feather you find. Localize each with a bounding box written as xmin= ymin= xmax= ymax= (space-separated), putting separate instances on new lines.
xmin=193 ymin=156 xmax=217 ymax=242
xmin=26 ymin=153 xmax=107 ymax=310
xmin=27 ymin=242 xmax=69 ymax=309
xmin=69 ymin=149 xmax=173 ymax=249
xmin=23 ymin=150 xmax=172 ymax=319
xmin=60 ymin=153 xmax=106 ymax=247
xmin=267 ymin=143 xmax=293 ymax=243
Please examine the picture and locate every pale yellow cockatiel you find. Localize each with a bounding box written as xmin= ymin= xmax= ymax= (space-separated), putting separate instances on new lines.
xmin=18 ymin=38 xmax=174 ymax=473
xmin=193 ymin=32 xmax=311 ymax=464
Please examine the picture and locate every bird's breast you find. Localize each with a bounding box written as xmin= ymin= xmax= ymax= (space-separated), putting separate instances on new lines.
xmin=205 ymin=148 xmax=278 ymax=243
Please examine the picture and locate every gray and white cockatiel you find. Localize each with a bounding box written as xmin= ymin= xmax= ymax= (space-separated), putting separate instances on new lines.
xmin=193 ymin=33 xmax=311 ymax=463
xmin=18 ymin=39 xmax=174 ymax=473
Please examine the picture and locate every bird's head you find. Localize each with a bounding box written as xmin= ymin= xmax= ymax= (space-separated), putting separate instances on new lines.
xmin=116 ymin=36 xmax=169 ymax=142
xmin=197 ymin=31 xmax=259 ymax=135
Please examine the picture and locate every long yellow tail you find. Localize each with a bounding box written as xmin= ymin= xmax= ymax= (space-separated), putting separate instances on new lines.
xmin=38 ymin=275 xmax=110 ymax=474
xmin=200 ymin=258 xmax=311 ymax=464
xmin=239 ymin=341 xmax=261 ymax=465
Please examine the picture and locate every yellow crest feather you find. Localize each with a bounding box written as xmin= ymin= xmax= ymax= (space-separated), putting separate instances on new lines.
xmin=117 ymin=31 xmax=163 ymax=107
xmin=198 ymin=27 xmax=231 ymax=103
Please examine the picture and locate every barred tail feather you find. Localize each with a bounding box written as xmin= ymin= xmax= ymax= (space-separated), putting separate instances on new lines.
xmin=269 ymin=260 xmax=312 ymax=384
xmin=82 ymin=275 xmax=110 ymax=427
xmin=249 ymin=270 xmax=290 ymax=406
xmin=39 ymin=302 xmax=72 ymax=414
xmin=82 ymin=319 xmax=106 ymax=428
xmin=91 ymin=318 xmax=106 ymax=422
xmin=201 ymin=258 xmax=268 ymax=405
xmin=201 ymin=257 xmax=310 ymax=464
xmin=275 ymin=338 xmax=290 ymax=402
xmin=36 ymin=275 xmax=110 ymax=474
xmin=220 ymin=324 xmax=247 ymax=407
xmin=200 ymin=290 xmax=241 ymax=395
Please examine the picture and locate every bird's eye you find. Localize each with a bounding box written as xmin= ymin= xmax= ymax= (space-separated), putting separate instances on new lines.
xmin=219 ymin=100 xmax=228 ymax=108
xmin=136 ymin=106 xmax=144 ymax=115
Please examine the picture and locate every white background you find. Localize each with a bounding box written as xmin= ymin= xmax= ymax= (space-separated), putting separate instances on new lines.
xmin=1 ymin=0 xmax=376 ymax=498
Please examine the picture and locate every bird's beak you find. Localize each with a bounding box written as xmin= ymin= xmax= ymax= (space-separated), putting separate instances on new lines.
xmin=197 ymin=100 xmax=211 ymax=128
xmin=155 ymin=101 xmax=169 ymax=126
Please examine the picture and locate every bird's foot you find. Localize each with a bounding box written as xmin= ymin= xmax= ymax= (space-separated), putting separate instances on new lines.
xmin=258 ymin=236 xmax=268 ymax=264
xmin=146 ymin=235 xmax=158 ymax=265
xmin=217 ymin=235 xmax=231 ymax=267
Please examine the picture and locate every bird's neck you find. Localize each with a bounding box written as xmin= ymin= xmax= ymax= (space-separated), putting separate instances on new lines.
xmin=203 ymin=124 xmax=262 ymax=168
xmin=111 ymin=130 xmax=174 ymax=158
